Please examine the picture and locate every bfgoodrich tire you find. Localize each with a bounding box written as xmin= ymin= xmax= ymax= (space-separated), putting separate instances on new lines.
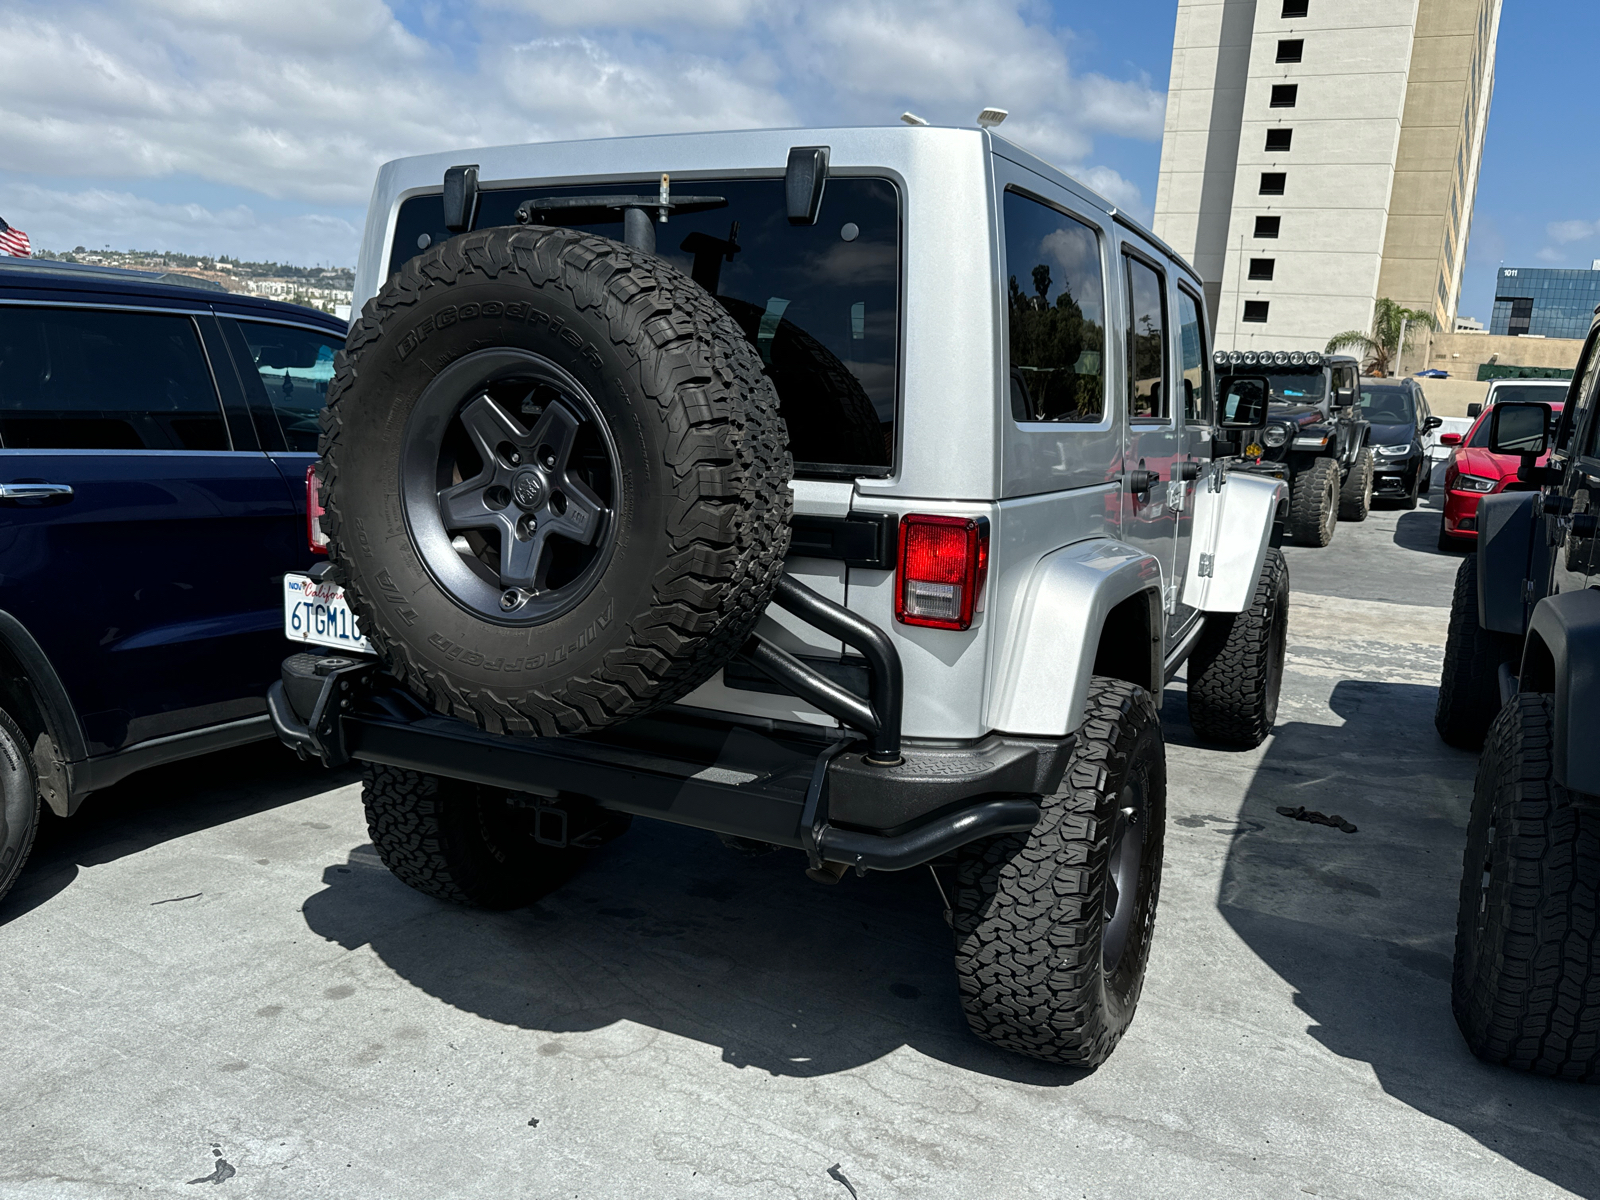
xmin=1435 ymin=554 xmax=1519 ymax=750
xmin=0 ymin=706 xmax=39 ymax=908
xmin=322 ymin=226 xmax=792 ymax=737
xmin=1288 ymin=458 xmax=1339 ymax=546
xmin=1452 ymin=693 xmax=1600 ymax=1081
xmin=1338 ymin=447 xmax=1374 ymax=522
xmin=1187 ymin=549 xmax=1289 ymax=748
xmin=362 ymin=765 xmax=626 ymax=909
xmin=952 ymin=677 xmax=1166 ymax=1066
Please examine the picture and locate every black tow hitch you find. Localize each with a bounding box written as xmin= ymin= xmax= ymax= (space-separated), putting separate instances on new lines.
xmin=267 ymin=653 xmax=375 ymax=768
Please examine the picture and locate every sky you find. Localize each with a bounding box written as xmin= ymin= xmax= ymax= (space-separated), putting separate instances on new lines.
xmin=0 ymin=1 xmax=1588 ymax=326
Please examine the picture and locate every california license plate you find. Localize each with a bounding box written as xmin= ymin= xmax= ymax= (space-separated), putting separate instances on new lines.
xmin=284 ymin=573 xmax=372 ymax=653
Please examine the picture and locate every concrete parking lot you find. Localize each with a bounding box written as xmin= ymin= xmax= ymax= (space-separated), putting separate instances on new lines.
xmin=4 ymin=479 xmax=1599 ymax=1199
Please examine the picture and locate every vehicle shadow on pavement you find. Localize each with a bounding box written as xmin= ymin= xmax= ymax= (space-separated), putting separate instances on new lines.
xmin=1392 ymin=509 xmax=1457 ymax=556
xmin=2 ymin=741 xmax=355 ymax=927
xmin=1217 ymin=679 xmax=1600 ymax=1197
xmin=300 ymin=822 xmax=1088 ymax=1088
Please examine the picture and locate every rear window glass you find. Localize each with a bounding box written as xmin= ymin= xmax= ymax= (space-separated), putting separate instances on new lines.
xmin=389 ymin=177 xmax=901 ymax=477
xmin=233 ymin=320 xmax=342 ymax=453
xmin=0 ymin=307 xmax=226 ymax=450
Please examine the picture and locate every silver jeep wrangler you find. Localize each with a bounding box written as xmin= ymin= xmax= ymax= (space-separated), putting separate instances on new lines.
xmin=270 ymin=125 xmax=1288 ymax=1066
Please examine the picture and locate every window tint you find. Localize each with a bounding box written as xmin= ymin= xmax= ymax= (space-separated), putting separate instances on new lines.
xmin=1125 ymin=256 xmax=1168 ymax=420
xmin=389 ymin=177 xmax=900 ymax=475
xmin=1177 ymin=288 xmax=1210 ymax=423
xmin=1003 ymin=190 xmax=1107 ymax=423
xmin=1358 ymin=385 xmax=1415 ymax=425
xmin=235 ymin=322 xmax=343 ymax=452
xmin=0 ymin=307 xmax=225 ymax=450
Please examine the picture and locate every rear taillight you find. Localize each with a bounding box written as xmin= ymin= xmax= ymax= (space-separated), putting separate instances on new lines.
xmin=895 ymin=515 xmax=988 ymax=630
xmin=306 ymin=465 xmax=329 ymax=555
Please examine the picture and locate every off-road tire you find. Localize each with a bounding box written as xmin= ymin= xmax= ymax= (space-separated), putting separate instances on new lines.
xmin=1338 ymin=447 xmax=1374 ymax=522
xmin=0 ymin=706 xmax=40 ymax=908
xmin=1288 ymin=458 xmax=1339 ymax=546
xmin=322 ymin=225 xmax=792 ymax=737
xmin=1187 ymin=549 xmax=1289 ymax=748
xmin=1452 ymin=693 xmax=1600 ymax=1081
xmin=1435 ymin=554 xmax=1519 ymax=750
xmin=362 ymin=764 xmax=623 ymax=908
xmin=952 ymin=677 xmax=1166 ymax=1066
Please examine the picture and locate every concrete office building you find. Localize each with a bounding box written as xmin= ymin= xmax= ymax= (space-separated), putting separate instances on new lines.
xmin=1154 ymin=0 xmax=1501 ymax=354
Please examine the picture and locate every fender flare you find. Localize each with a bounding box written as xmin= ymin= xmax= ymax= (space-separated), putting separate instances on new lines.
xmin=986 ymin=538 xmax=1163 ymax=739
xmin=0 ymin=609 xmax=88 ymax=816
xmin=1521 ymin=588 xmax=1600 ymax=796
xmin=1182 ymin=471 xmax=1285 ymax=614
xmin=1475 ymin=491 xmax=1542 ymax=635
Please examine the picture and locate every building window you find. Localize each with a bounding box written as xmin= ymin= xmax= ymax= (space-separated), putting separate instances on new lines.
xmin=1259 ymin=172 xmax=1286 ymax=195
xmin=1249 ymin=258 xmax=1276 ymax=281
xmin=1265 ymin=128 xmax=1293 ymax=152
xmin=1281 ymin=0 xmax=1309 ymax=17
xmin=1254 ymin=216 xmax=1281 ymax=239
xmin=1270 ymin=84 xmax=1298 ymax=108
xmin=1243 ymin=301 xmax=1270 ymax=323
xmin=1277 ymin=39 xmax=1304 ymax=62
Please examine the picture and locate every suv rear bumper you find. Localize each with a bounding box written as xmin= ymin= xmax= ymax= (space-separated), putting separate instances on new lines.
xmin=268 ymin=658 xmax=1068 ymax=874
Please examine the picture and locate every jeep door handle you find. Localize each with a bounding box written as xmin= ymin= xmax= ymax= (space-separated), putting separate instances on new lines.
xmin=0 ymin=482 xmax=74 ymax=502
xmin=1126 ymin=470 xmax=1160 ymax=493
xmin=1174 ymin=461 xmax=1201 ymax=482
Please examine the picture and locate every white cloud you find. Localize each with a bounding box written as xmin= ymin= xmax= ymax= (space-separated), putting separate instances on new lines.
xmin=1548 ymin=218 xmax=1598 ymax=244
xmin=0 ymin=182 xmax=361 ymax=265
xmin=0 ymin=0 xmax=1165 ymax=262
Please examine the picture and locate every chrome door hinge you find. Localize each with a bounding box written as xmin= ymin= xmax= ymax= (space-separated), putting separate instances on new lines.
xmin=1198 ymin=553 xmax=1215 ymax=578
xmin=1164 ymin=582 xmax=1179 ymax=613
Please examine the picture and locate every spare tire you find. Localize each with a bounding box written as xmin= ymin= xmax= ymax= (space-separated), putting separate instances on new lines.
xmin=321 ymin=226 xmax=792 ymax=736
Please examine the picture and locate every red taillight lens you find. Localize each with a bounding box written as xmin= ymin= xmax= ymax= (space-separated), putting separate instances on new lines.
xmin=895 ymin=515 xmax=988 ymax=630
xmin=306 ymin=465 xmax=329 ymax=555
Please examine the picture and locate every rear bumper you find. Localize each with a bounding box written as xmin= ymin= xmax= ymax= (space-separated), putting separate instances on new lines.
xmin=268 ymin=660 xmax=1068 ymax=873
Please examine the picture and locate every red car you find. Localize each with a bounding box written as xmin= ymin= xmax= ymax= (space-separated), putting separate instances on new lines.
xmin=1437 ymin=401 xmax=1564 ymax=550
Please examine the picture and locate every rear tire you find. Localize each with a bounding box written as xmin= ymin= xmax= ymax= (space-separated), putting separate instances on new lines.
xmin=1187 ymin=549 xmax=1289 ymax=748
xmin=1435 ymin=554 xmax=1519 ymax=750
xmin=952 ymin=677 xmax=1166 ymax=1066
xmin=1338 ymin=447 xmax=1374 ymax=522
xmin=0 ymin=707 xmax=40 ymax=909
xmin=1452 ymin=693 xmax=1600 ymax=1081
xmin=1288 ymin=458 xmax=1339 ymax=546
xmin=361 ymin=765 xmax=624 ymax=908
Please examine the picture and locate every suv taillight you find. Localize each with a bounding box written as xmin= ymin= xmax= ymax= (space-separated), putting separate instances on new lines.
xmin=895 ymin=515 xmax=988 ymax=630
xmin=306 ymin=465 xmax=329 ymax=555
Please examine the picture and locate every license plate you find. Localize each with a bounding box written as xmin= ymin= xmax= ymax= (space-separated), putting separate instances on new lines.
xmin=284 ymin=573 xmax=372 ymax=653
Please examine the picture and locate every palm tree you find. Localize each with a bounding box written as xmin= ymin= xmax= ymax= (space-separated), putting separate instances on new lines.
xmin=1325 ymin=298 xmax=1437 ymax=376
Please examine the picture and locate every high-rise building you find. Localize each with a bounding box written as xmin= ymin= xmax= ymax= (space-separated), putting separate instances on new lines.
xmin=1153 ymin=0 xmax=1501 ymax=352
xmin=1491 ymin=267 xmax=1600 ymax=340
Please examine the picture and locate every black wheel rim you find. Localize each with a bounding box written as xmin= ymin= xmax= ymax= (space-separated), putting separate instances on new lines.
xmin=400 ymin=348 xmax=620 ymax=626
xmin=1102 ymin=777 xmax=1149 ymax=972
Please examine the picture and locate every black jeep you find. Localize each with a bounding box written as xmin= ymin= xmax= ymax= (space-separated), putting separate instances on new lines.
xmin=1434 ymin=334 xmax=1600 ymax=1080
xmin=1215 ymin=351 xmax=1374 ymax=546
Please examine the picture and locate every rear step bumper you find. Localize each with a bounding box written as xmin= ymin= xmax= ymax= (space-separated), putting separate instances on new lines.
xmin=268 ymin=657 xmax=1069 ymax=874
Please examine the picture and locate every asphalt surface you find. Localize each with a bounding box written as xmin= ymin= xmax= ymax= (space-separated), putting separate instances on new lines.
xmin=4 ymin=470 xmax=1598 ymax=1199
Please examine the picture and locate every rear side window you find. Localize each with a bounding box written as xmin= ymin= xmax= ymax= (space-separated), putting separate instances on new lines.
xmin=0 ymin=307 xmax=225 ymax=450
xmin=1176 ymin=288 xmax=1210 ymax=423
xmin=1125 ymin=256 xmax=1169 ymax=420
xmin=234 ymin=321 xmax=342 ymax=452
xmin=388 ymin=177 xmax=900 ymax=477
xmin=1002 ymin=189 xmax=1107 ymax=423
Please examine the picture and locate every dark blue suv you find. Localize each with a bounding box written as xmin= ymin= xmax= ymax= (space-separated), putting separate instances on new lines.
xmin=0 ymin=257 xmax=346 ymax=904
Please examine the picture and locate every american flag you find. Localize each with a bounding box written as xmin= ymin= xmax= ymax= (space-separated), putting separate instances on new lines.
xmin=0 ymin=218 xmax=31 ymax=258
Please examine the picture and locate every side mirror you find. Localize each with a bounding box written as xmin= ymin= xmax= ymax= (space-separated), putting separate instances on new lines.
xmin=1424 ymin=415 xmax=1443 ymax=432
xmin=1488 ymin=401 xmax=1551 ymax=457
xmin=1217 ymin=376 xmax=1270 ymax=429
xmin=1439 ymin=432 xmax=1462 ymax=446
xmin=1331 ymin=390 xmax=1356 ymax=408
xmin=1467 ymin=402 xmax=1482 ymax=418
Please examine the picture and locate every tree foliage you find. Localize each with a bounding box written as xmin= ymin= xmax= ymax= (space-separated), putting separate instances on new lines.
xmin=1325 ymin=297 xmax=1437 ymax=376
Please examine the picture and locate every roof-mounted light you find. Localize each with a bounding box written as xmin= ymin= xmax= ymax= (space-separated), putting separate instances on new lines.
xmin=1288 ymin=351 xmax=1304 ymax=365
xmin=1273 ymin=350 xmax=1289 ymax=366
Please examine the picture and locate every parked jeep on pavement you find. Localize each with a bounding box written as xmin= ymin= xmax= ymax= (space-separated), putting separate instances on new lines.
xmin=0 ymin=257 xmax=347 ymax=906
xmin=1215 ymin=350 xmax=1373 ymax=546
xmin=1434 ymin=320 xmax=1600 ymax=1081
xmin=268 ymin=126 xmax=1288 ymax=1067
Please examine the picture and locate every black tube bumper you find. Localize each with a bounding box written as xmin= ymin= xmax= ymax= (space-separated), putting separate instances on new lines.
xmin=268 ymin=658 xmax=1068 ymax=874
